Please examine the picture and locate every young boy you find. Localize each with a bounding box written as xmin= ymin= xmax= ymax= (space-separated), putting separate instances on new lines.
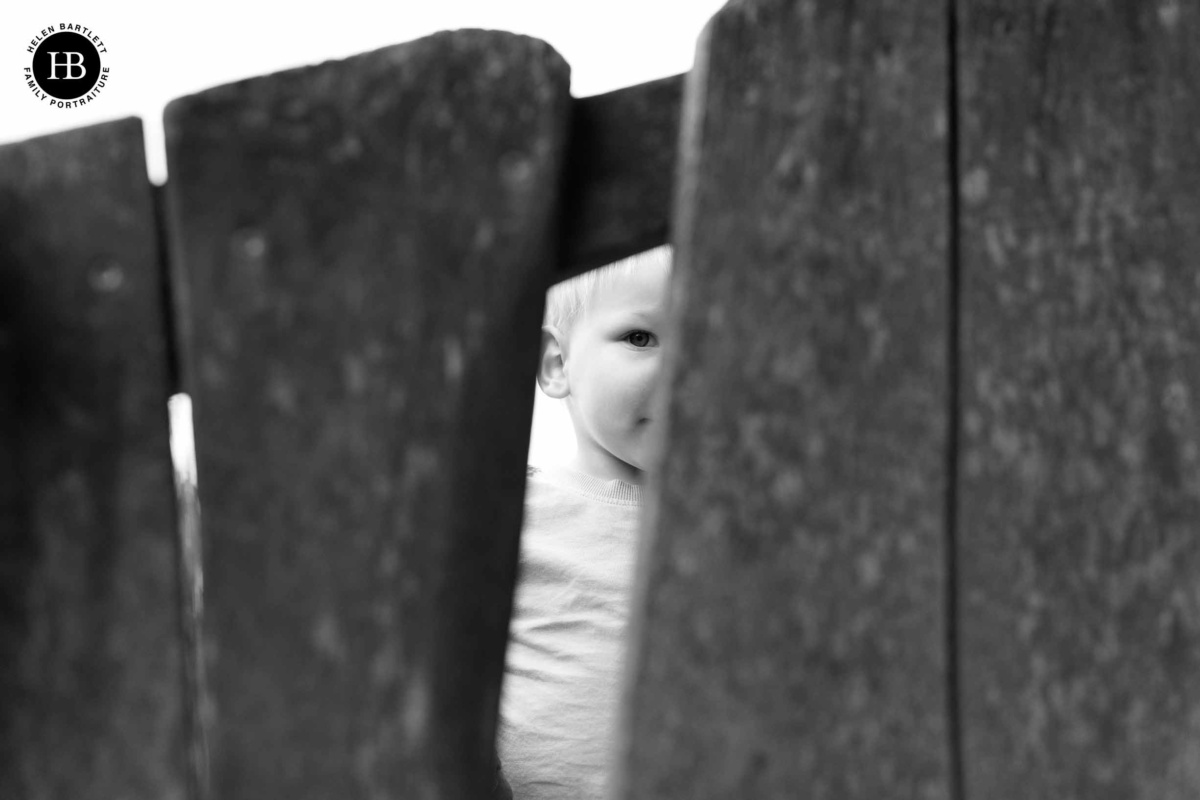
xmin=496 ymin=245 xmax=672 ymax=800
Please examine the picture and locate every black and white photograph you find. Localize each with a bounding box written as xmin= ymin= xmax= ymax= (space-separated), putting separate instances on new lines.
xmin=3 ymin=2 xmax=1199 ymax=799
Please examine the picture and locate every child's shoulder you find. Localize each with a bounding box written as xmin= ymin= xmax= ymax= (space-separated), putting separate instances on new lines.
xmin=524 ymin=463 xmax=642 ymax=508
xmin=523 ymin=464 xmax=571 ymax=505
xmin=521 ymin=464 xmax=641 ymax=547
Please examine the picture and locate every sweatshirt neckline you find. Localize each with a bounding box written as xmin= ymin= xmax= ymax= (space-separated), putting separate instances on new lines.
xmin=537 ymin=464 xmax=643 ymax=507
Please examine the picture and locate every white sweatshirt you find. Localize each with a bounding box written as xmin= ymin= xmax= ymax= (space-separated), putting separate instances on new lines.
xmin=498 ymin=465 xmax=642 ymax=800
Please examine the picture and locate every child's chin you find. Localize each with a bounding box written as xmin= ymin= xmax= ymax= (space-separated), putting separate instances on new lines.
xmin=620 ymin=449 xmax=648 ymax=473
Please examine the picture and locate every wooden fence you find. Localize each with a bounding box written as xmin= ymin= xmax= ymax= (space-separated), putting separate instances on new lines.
xmin=2 ymin=1 xmax=1199 ymax=798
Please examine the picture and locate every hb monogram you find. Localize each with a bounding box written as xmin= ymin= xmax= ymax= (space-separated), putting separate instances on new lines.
xmin=46 ymin=52 xmax=87 ymax=80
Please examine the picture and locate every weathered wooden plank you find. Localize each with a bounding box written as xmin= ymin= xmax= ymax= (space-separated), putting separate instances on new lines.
xmin=559 ymin=74 xmax=682 ymax=279
xmin=152 ymin=72 xmax=679 ymax=288
xmin=958 ymin=3 xmax=1200 ymax=798
xmin=612 ymin=2 xmax=951 ymax=798
xmin=0 ymin=119 xmax=185 ymax=799
xmin=164 ymin=30 xmax=570 ymax=800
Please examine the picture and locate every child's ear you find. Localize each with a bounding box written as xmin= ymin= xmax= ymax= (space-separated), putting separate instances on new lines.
xmin=537 ymin=325 xmax=570 ymax=399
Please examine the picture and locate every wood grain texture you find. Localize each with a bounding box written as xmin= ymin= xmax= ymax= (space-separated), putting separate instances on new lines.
xmin=612 ymin=1 xmax=951 ymax=798
xmin=958 ymin=3 xmax=1200 ymax=798
xmin=164 ymin=30 xmax=570 ymax=800
xmin=559 ymin=74 xmax=682 ymax=279
xmin=0 ymin=119 xmax=185 ymax=799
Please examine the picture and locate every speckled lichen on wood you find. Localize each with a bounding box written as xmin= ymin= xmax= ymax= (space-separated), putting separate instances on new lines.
xmin=958 ymin=3 xmax=1200 ymax=798
xmin=164 ymin=29 xmax=570 ymax=800
xmin=612 ymin=1 xmax=951 ymax=798
xmin=0 ymin=119 xmax=185 ymax=800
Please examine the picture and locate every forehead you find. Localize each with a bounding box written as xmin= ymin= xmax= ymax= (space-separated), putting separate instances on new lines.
xmin=587 ymin=261 xmax=670 ymax=318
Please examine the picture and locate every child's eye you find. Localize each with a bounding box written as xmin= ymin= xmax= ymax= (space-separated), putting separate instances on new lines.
xmin=624 ymin=330 xmax=656 ymax=348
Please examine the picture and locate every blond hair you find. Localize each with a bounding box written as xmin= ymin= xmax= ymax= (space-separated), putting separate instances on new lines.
xmin=544 ymin=245 xmax=673 ymax=336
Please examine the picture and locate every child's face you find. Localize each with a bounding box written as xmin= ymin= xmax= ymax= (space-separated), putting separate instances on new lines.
xmin=562 ymin=262 xmax=670 ymax=482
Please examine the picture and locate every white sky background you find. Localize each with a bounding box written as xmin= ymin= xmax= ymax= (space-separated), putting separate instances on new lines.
xmin=2 ymin=0 xmax=723 ymax=470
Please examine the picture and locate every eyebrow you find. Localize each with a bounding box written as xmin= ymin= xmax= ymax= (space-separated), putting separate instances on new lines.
xmin=599 ymin=308 xmax=662 ymax=327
